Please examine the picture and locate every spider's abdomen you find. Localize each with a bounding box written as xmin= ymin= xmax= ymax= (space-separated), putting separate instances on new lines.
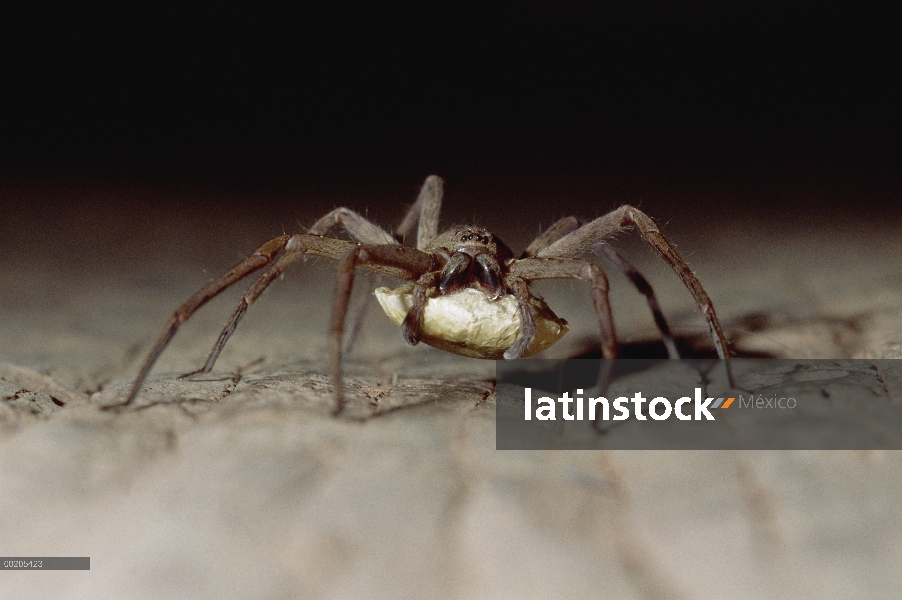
xmin=375 ymin=286 xmax=568 ymax=359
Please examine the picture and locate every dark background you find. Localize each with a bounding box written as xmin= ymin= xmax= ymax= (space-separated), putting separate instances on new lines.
xmin=1 ymin=4 xmax=900 ymax=245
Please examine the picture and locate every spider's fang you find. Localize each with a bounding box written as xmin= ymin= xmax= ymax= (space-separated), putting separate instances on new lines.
xmin=438 ymin=253 xmax=472 ymax=294
xmin=475 ymin=254 xmax=504 ymax=298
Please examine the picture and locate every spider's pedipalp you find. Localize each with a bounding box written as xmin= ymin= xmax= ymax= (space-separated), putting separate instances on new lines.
xmin=501 ymin=276 xmax=537 ymax=359
xmin=510 ymin=256 xmax=617 ymax=360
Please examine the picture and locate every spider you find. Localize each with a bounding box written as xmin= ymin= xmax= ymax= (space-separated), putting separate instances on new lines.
xmin=116 ymin=175 xmax=731 ymax=414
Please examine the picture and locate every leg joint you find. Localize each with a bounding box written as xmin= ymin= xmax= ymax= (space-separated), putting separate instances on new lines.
xmin=580 ymin=262 xmax=608 ymax=290
xmin=285 ymin=234 xmax=305 ymax=252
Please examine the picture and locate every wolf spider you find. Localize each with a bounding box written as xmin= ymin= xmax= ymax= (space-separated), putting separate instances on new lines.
xmin=116 ymin=175 xmax=731 ymax=414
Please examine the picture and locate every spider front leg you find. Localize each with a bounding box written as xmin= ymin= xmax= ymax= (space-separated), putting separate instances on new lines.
xmin=185 ymin=195 xmax=442 ymax=379
xmin=180 ymin=206 xmax=414 ymax=380
xmin=330 ymin=244 xmax=435 ymax=415
xmin=311 ymin=176 xmax=444 ymax=354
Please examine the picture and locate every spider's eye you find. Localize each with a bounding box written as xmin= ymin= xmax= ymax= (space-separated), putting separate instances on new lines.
xmin=461 ymin=233 xmax=471 ymax=241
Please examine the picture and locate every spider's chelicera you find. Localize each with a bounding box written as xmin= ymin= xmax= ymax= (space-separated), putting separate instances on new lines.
xmin=115 ymin=176 xmax=731 ymax=414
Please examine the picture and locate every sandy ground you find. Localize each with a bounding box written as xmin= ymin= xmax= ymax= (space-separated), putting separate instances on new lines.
xmin=1 ymin=183 xmax=901 ymax=598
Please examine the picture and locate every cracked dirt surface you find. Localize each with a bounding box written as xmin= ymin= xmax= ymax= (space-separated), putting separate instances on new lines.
xmin=1 ymin=185 xmax=901 ymax=598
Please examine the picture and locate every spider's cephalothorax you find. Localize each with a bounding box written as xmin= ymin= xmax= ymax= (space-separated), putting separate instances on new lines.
xmin=429 ymin=226 xmax=513 ymax=297
xmin=115 ymin=175 xmax=732 ymax=415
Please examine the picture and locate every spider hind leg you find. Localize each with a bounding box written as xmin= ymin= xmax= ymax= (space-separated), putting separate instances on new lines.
xmin=593 ymin=243 xmax=680 ymax=359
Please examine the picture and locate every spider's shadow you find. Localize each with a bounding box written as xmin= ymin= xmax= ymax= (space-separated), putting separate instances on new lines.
xmin=570 ymin=337 xmax=775 ymax=361
xmin=523 ymin=336 xmax=777 ymax=394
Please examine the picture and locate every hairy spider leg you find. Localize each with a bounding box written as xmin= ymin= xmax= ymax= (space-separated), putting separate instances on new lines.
xmin=508 ymin=256 xmax=619 ymax=430
xmin=500 ymin=276 xmax=538 ymax=359
xmin=535 ymin=206 xmax=729 ymax=357
xmin=181 ymin=200 xmax=425 ymax=377
xmin=523 ymin=216 xmax=680 ymax=358
xmin=177 ymin=243 xmax=309 ymax=380
xmin=112 ymin=234 xmax=292 ymax=408
xmin=115 ymin=234 xmax=422 ymax=409
xmin=520 ymin=216 xmax=581 ymax=258
xmin=175 ymin=213 xmax=397 ymax=381
xmin=168 ymin=238 xmax=432 ymax=415
xmin=593 ymin=243 xmax=680 ymax=359
xmin=340 ymin=271 xmax=382 ymax=355
xmin=536 ymin=205 xmax=734 ymax=387
xmin=158 ymin=178 xmax=443 ymax=410
xmin=395 ymin=175 xmax=444 ymax=250
xmin=308 ymin=207 xmax=397 ymax=245
xmin=308 ymin=207 xmax=395 ymax=356
xmin=327 ymin=176 xmax=444 ymax=354
xmin=331 ymin=244 xmax=436 ymax=414
xmin=347 ymin=176 xmax=444 ymax=351
xmin=400 ymin=271 xmax=442 ymax=346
